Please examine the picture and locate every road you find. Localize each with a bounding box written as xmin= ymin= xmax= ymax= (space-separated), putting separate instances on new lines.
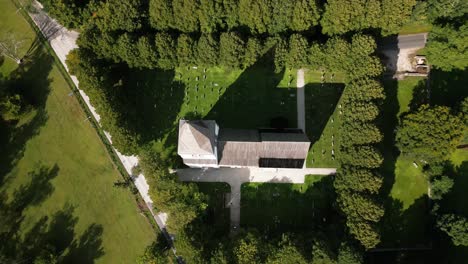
xmin=397 ymin=33 xmax=427 ymax=49
xmin=177 ymin=167 xmax=336 ymax=231
xmin=379 ymin=33 xmax=428 ymax=74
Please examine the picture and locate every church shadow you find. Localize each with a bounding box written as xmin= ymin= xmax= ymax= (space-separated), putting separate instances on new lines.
xmin=304 ymin=82 xmax=343 ymax=142
xmin=205 ymin=53 xmax=296 ymax=129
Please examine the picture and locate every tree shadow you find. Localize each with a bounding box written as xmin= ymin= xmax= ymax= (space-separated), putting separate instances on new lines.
xmin=205 ymin=53 xmax=296 ymax=129
xmin=2 ymin=201 xmax=105 ymax=263
xmin=304 ymin=82 xmax=344 ymax=142
xmin=408 ymin=79 xmax=429 ymax=113
xmin=380 ymin=196 xmax=431 ymax=248
xmin=0 ymin=47 xmax=53 ymax=184
xmin=379 ymin=80 xmax=400 ymax=197
xmin=439 ymin=161 xmax=468 ymax=217
xmin=20 ymin=203 xmax=77 ymax=259
xmin=62 ymin=223 xmax=105 ymax=264
xmin=240 ymin=176 xmax=337 ymax=235
xmin=11 ymin=163 xmax=59 ymax=211
xmin=377 ymin=34 xmax=399 ymax=78
xmin=429 ymin=69 xmax=468 ymax=107
xmin=101 ymin=65 xmax=187 ymax=152
xmin=0 ymin=163 xmax=59 ymax=258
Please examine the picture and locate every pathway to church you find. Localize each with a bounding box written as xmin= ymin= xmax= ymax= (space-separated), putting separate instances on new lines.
xmin=177 ymin=166 xmax=336 ymax=231
xmin=296 ymin=69 xmax=306 ymax=132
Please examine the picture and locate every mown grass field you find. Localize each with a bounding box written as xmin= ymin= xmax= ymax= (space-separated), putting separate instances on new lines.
xmin=0 ymin=0 xmax=154 ymax=262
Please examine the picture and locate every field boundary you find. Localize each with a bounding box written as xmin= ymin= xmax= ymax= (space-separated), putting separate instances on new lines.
xmin=10 ymin=0 xmax=160 ymax=232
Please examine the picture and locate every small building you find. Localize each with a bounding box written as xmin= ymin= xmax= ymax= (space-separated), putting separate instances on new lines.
xmin=178 ymin=120 xmax=311 ymax=169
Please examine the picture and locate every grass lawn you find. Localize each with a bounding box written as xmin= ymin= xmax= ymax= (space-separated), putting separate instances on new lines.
xmin=303 ymin=70 xmax=345 ymax=168
xmin=0 ymin=0 xmax=35 ymax=76
xmin=0 ymin=0 xmax=154 ymax=262
xmin=123 ymin=55 xmax=297 ymax=147
xmin=240 ymin=175 xmax=335 ymax=233
xmin=380 ymin=77 xmax=430 ymax=248
xmin=399 ymin=21 xmax=432 ymax=35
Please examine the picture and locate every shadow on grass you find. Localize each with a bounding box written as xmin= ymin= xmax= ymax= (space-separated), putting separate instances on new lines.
xmin=408 ymin=79 xmax=429 ymax=113
xmin=380 ymin=196 xmax=431 ymax=248
xmin=440 ymin=161 xmax=468 ymax=217
xmin=379 ymin=80 xmax=399 ymax=198
xmin=429 ymin=69 xmax=468 ymax=107
xmin=205 ymin=53 xmax=295 ymax=129
xmin=93 ymin=64 xmax=187 ymax=154
xmin=0 ymin=163 xmax=104 ymax=263
xmin=0 ymin=47 xmax=53 ymax=184
xmin=240 ymin=176 xmax=338 ymax=235
xmin=0 ymin=163 xmax=59 ymax=258
xmin=304 ymin=83 xmax=343 ymax=142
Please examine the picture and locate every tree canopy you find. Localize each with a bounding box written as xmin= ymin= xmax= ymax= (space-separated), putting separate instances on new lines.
xmin=396 ymin=105 xmax=464 ymax=162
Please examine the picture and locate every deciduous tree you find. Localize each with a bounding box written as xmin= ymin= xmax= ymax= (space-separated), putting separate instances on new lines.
xmin=396 ymin=105 xmax=464 ymax=162
xmin=437 ymin=214 xmax=468 ymax=246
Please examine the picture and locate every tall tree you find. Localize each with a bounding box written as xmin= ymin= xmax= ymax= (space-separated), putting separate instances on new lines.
xmin=197 ymin=34 xmax=219 ymax=66
xmin=149 ymin=0 xmax=174 ymax=30
xmin=155 ymin=33 xmax=177 ymax=70
xmin=238 ymin=0 xmax=271 ymax=33
xmin=426 ymin=22 xmax=468 ymax=71
xmin=346 ymin=219 xmax=381 ymax=249
xmin=177 ymin=34 xmax=197 ymax=66
xmin=396 ymin=105 xmax=464 ymax=162
xmin=291 ymin=0 xmax=321 ymax=31
xmin=96 ymin=0 xmax=145 ymax=32
xmin=437 ymin=214 xmax=468 ymax=246
xmin=219 ymin=32 xmax=245 ymax=68
xmin=287 ymin=34 xmax=309 ymax=68
xmin=243 ymin=37 xmax=263 ymax=68
xmin=172 ymin=0 xmax=200 ymax=32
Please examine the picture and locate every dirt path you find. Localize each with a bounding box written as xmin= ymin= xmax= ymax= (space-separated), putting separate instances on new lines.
xmin=297 ymin=69 xmax=306 ymax=132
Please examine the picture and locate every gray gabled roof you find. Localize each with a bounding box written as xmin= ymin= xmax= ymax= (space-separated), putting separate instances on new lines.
xmin=217 ymin=129 xmax=310 ymax=167
xmin=178 ymin=120 xmax=216 ymax=155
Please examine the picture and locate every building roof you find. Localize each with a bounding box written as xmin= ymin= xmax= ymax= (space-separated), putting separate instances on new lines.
xmin=178 ymin=120 xmax=217 ymax=155
xmin=218 ymin=129 xmax=310 ymax=167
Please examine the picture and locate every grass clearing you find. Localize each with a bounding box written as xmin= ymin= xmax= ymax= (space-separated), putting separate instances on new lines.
xmin=0 ymin=0 xmax=154 ymax=261
xmin=380 ymin=78 xmax=430 ymax=247
xmin=240 ymin=175 xmax=335 ymax=233
xmin=399 ymin=21 xmax=432 ymax=35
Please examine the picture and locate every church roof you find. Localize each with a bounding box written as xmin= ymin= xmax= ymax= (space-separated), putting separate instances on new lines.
xmin=178 ymin=120 xmax=217 ymax=155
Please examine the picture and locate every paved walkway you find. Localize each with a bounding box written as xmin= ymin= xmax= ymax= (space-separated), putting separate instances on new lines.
xmin=177 ymin=167 xmax=336 ymax=231
xmin=296 ymin=69 xmax=306 ymax=132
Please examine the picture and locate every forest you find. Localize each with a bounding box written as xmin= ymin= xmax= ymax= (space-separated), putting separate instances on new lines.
xmin=2 ymin=0 xmax=465 ymax=263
